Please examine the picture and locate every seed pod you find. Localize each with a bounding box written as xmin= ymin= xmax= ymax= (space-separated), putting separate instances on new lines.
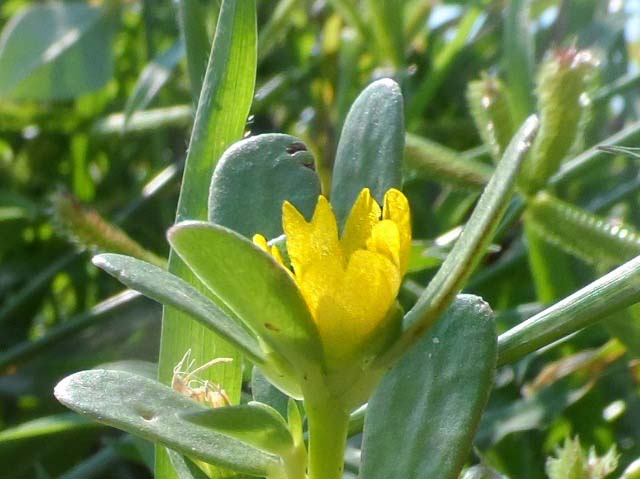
xmin=520 ymin=48 xmax=599 ymax=194
xmin=50 ymin=190 xmax=165 ymax=267
xmin=466 ymin=74 xmax=515 ymax=163
xmin=525 ymin=191 xmax=640 ymax=267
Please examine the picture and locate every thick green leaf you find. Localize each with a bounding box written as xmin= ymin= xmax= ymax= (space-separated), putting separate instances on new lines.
xmin=0 ymin=3 xmax=116 ymax=100
xmin=168 ymin=222 xmax=323 ymax=370
xmin=96 ymin=360 xmax=158 ymax=380
xmin=93 ymin=254 xmax=266 ymax=365
xmin=380 ymin=116 xmax=538 ymax=366
xmin=361 ymin=295 xmax=496 ymax=479
xmin=209 ymin=134 xmax=321 ymax=238
xmin=183 ymin=402 xmax=293 ymax=456
xmin=124 ymin=41 xmax=185 ymax=128
xmin=497 ymin=254 xmax=640 ymax=365
xmin=330 ymin=78 xmax=404 ymax=225
xmin=158 ymin=3 xmax=257 ymax=478
xmin=54 ymin=370 xmax=280 ymax=477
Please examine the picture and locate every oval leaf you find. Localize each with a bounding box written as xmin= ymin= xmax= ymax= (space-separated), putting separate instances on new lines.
xmin=251 ymin=368 xmax=290 ymax=418
xmin=361 ymin=295 xmax=497 ymax=479
xmin=92 ymin=254 xmax=266 ymax=365
xmin=168 ymin=222 xmax=323 ymax=371
xmin=54 ymin=370 xmax=279 ymax=476
xmin=209 ymin=133 xmax=321 ymax=238
xmin=330 ymin=78 xmax=405 ymax=225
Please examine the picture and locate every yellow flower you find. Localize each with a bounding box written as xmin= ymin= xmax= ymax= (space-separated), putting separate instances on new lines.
xmin=253 ymin=188 xmax=411 ymax=364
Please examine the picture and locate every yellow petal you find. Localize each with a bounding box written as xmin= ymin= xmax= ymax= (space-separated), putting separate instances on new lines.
xmin=269 ymin=244 xmax=287 ymax=269
xmin=252 ymin=233 xmax=269 ymax=251
xmin=366 ymin=219 xmax=401 ymax=268
xmin=283 ymin=196 xmax=343 ymax=275
xmin=294 ymin=253 xmax=344 ymax=322
xmin=341 ymin=188 xmax=381 ymax=260
xmin=253 ymin=233 xmax=292 ymax=277
xmin=314 ymin=250 xmax=400 ymax=362
xmin=383 ymin=189 xmax=411 ymax=274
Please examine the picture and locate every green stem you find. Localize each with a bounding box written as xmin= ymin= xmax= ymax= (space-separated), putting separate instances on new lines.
xmin=305 ymin=399 xmax=350 ymax=479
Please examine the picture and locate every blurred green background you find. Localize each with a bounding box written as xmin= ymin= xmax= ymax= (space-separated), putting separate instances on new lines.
xmin=2 ymin=0 xmax=640 ymax=478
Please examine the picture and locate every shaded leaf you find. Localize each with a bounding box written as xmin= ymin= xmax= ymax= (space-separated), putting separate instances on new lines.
xmin=92 ymin=254 xmax=265 ymax=365
xmin=183 ymin=402 xmax=293 ymax=456
xmin=361 ymin=295 xmax=496 ymax=479
xmin=54 ymin=370 xmax=280 ymax=476
xmin=209 ymin=134 xmax=320 ymax=238
xmin=168 ymin=222 xmax=323 ymax=371
xmin=331 ymin=78 xmax=404 ymax=225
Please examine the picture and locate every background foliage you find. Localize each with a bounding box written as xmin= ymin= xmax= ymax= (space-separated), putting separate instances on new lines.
xmin=2 ymin=0 xmax=640 ymax=478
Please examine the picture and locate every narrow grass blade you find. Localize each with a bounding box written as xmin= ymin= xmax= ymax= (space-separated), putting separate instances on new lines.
xmin=551 ymin=119 xmax=640 ymax=186
xmin=91 ymin=105 xmax=192 ymax=136
xmin=503 ymin=0 xmax=534 ymax=123
xmin=523 ymin=218 xmax=577 ymax=303
xmin=498 ymin=255 xmax=640 ymax=365
xmin=158 ymin=1 xmax=257 ymax=477
xmin=364 ymin=0 xmax=404 ymax=67
xmin=380 ymin=116 xmax=538 ymax=365
xmin=0 ymin=290 xmax=142 ymax=371
xmin=407 ymin=6 xmax=481 ymax=123
xmin=124 ymin=41 xmax=185 ymax=128
xmin=176 ymin=0 xmax=215 ymax=101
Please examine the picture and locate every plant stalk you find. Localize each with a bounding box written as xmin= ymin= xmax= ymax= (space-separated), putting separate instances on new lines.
xmin=305 ymin=399 xmax=350 ymax=479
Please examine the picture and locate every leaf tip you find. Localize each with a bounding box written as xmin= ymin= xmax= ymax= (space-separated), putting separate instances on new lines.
xmin=91 ymin=253 xmax=109 ymax=269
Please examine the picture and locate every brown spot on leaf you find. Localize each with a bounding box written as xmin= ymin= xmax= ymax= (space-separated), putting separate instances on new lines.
xmin=286 ymin=142 xmax=307 ymax=154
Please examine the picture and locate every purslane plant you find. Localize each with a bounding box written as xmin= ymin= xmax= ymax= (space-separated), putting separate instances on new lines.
xmin=54 ymin=76 xmax=543 ymax=479
xmin=52 ymin=12 xmax=640 ymax=477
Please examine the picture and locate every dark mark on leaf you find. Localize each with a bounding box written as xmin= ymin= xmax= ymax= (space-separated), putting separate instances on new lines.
xmin=286 ymin=142 xmax=307 ymax=154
